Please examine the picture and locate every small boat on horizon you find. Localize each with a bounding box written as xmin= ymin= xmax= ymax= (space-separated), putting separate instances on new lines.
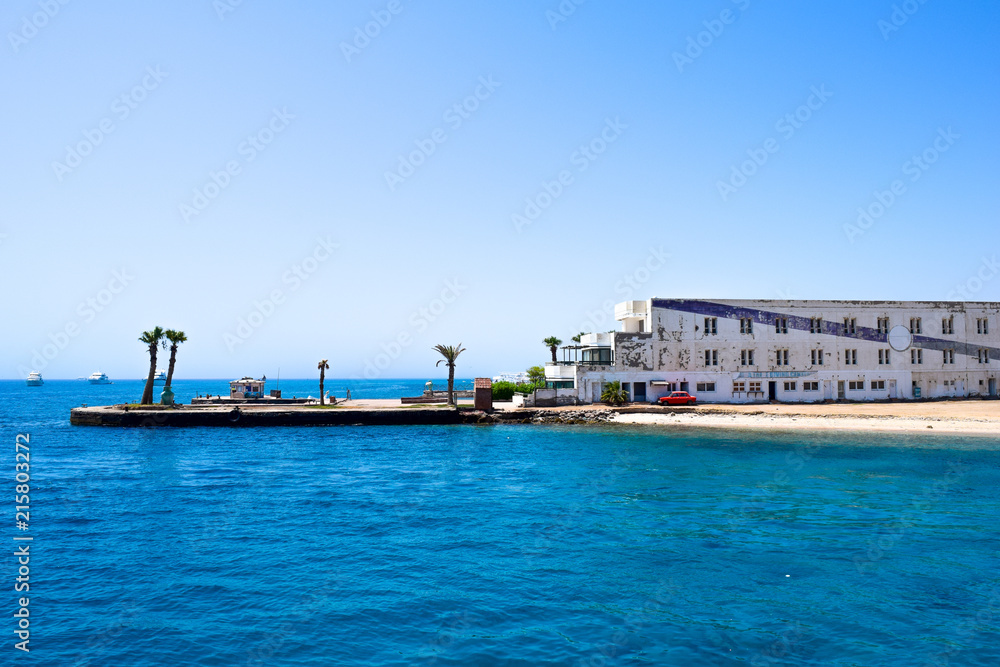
xmin=25 ymin=371 xmax=44 ymax=386
xmin=151 ymin=369 xmax=167 ymax=385
xmin=88 ymin=371 xmax=112 ymax=385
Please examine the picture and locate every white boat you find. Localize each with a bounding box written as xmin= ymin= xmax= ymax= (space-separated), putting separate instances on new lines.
xmin=25 ymin=371 xmax=44 ymax=386
xmin=152 ymin=369 xmax=167 ymax=385
xmin=88 ymin=372 xmax=112 ymax=385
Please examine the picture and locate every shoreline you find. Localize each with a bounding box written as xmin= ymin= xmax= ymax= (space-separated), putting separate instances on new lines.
xmin=68 ymin=399 xmax=1000 ymax=436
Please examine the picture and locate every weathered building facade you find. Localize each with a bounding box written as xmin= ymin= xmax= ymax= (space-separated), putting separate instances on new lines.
xmin=545 ymin=298 xmax=1000 ymax=404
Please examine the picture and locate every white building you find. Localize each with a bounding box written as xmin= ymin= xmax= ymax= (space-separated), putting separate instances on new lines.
xmin=545 ymin=299 xmax=1000 ymax=404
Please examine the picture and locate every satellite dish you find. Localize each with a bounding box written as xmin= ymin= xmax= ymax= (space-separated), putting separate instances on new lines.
xmin=888 ymin=325 xmax=912 ymax=351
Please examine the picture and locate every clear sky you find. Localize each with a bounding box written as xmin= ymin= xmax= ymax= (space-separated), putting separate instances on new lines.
xmin=2 ymin=0 xmax=998 ymax=380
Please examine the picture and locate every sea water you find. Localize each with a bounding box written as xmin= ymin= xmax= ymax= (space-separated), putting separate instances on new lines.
xmin=2 ymin=380 xmax=999 ymax=665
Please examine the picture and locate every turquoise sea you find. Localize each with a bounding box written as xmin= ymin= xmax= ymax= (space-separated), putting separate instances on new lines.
xmin=3 ymin=379 xmax=1000 ymax=665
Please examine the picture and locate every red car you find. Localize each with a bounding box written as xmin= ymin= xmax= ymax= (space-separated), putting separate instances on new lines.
xmin=658 ymin=391 xmax=697 ymax=406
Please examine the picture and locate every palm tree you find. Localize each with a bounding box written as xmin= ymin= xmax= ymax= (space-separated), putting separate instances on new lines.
xmin=317 ymin=359 xmax=330 ymax=405
xmin=433 ymin=343 xmax=466 ymax=406
xmin=163 ymin=330 xmax=187 ymax=388
xmin=139 ymin=326 xmax=165 ymax=405
xmin=543 ymin=336 xmax=562 ymax=363
xmin=571 ymin=332 xmax=585 ymax=343
xmin=601 ymin=380 xmax=627 ymax=406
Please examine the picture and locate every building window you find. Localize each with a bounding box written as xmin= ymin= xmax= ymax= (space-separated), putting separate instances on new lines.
xmin=845 ymin=349 xmax=858 ymax=365
xmin=704 ymin=350 xmax=718 ymax=366
xmin=775 ymin=317 xmax=788 ymax=334
xmin=871 ymin=380 xmax=886 ymax=391
xmin=943 ymin=349 xmax=955 ymax=364
xmin=775 ymin=349 xmax=789 ymax=366
xmin=810 ymin=317 xmax=823 ymax=334
xmin=811 ymin=349 xmax=824 ymax=365
xmin=803 ymin=381 xmax=819 ymax=391
xmin=911 ymin=348 xmax=923 ymax=365
xmin=848 ymin=380 xmax=864 ymax=391
xmin=740 ymin=318 xmax=753 ymax=334
xmin=979 ymin=348 xmax=991 ymax=364
xmin=977 ymin=318 xmax=989 ymax=335
xmin=696 ymin=382 xmax=716 ymax=392
xmin=733 ymin=381 xmax=746 ymax=392
xmin=878 ymin=349 xmax=891 ymax=365
xmin=844 ymin=317 xmax=857 ymax=335
xmin=877 ymin=317 xmax=889 ymax=334
xmin=942 ymin=316 xmax=954 ymax=334
xmin=783 ymin=381 xmax=797 ymax=391
xmin=704 ymin=317 xmax=718 ymax=335
xmin=740 ymin=349 xmax=755 ymax=366
xmin=749 ymin=381 xmax=761 ymax=392
xmin=910 ymin=317 xmax=922 ymax=334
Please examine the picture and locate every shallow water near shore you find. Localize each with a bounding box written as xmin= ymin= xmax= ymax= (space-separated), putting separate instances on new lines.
xmin=4 ymin=380 xmax=1000 ymax=665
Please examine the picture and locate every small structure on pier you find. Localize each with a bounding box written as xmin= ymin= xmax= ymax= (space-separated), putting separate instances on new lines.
xmin=230 ymin=377 xmax=265 ymax=400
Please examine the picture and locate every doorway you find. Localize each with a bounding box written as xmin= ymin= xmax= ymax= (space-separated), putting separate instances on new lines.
xmin=592 ymin=382 xmax=603 ymax=403
xmin=768 ymin=381 xmax=777 ymax=401
xmin=633 ymin=382 xmax=647 ymax=403
xmin=990 ymin=378 xmax=997 ymax=397
xmin=889 ymin=379 xmax=897 ymax=399
xmin=837 ymin=381 xmax=845 ymax=400
xmin=680 ymin=381 xmax=689 ymax=393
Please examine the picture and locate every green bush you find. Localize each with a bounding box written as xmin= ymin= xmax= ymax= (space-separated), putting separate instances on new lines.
xmin=492 ymin=381 xmax=543 ymax=401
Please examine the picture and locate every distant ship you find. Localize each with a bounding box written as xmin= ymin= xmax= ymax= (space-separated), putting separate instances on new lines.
xmin=88 ymin=372 xmax=112 ymax=385
xmin=25 ymin=371 xmax=44 ymax=386
xmin=151 ymin=369 xmax=166 ymax=385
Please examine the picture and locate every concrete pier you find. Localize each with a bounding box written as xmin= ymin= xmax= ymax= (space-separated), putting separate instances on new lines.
xmin=70 ymin=404 xmax=477 ymax=427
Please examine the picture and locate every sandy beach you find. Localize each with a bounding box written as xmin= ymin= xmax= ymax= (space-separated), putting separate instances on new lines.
xmin=606 ymin=400 xmax=1000 ymax=436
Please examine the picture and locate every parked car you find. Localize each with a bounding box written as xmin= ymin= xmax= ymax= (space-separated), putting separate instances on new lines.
xmin=658 ymin=391 xmax=697 ymax=405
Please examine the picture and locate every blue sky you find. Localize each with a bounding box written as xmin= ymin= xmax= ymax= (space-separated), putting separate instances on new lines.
xmin=2 ymin=0 xmax=998 ymax=380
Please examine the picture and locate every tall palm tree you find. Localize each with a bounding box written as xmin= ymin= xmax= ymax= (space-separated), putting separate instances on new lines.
xmin=543 ymin=336 xmax=562 ymax=363
xmin=163 ymin=330 xmax=187 ymax=388
xmin=139 ymin=326 xmax=165 ymax=405
xmin=317 ymin=359 xmax=330 ymax=405
xmin=433 ymin=343 xmax=466 ymax=406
